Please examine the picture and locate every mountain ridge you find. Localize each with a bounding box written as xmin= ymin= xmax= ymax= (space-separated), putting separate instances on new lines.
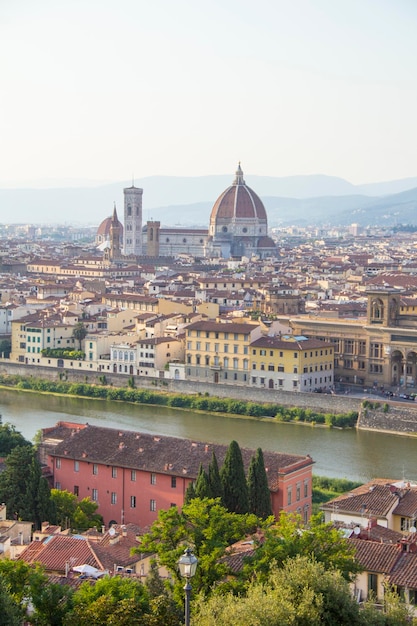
xmin=1 ymin=174 xmax=417 ymax=226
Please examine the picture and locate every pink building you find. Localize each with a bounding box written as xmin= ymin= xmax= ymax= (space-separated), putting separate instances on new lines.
xmin=41 ymin=422 xmax=314 ymax=528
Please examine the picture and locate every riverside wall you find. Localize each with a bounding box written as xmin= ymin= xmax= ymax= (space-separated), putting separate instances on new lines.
xmin=3 ymin=361 xmax=417 ymax=434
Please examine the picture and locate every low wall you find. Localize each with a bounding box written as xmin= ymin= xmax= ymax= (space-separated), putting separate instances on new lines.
xmin=358 ymin=403 xmax=417 ymax=436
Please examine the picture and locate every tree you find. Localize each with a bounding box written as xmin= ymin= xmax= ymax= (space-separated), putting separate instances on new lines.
xmin=0 ymin=338 xmax=11 ymax=358
xmin=50 ymin=490 xmax=103 ymax=532
xmin=0 ymin=574 xmax=22 ymax=625
xmin=208 ymin=451 xmax=223 ymax=500
xmin=0 ymin=446 xmax=54 ymax=529
xmin=242 ymin=512 xmax=361 ymax=584
xmin=50 ymin=489 xmax=78 ymax=529
xmin=72 ymin=322 xmax=87 ymax=350
xmin=65 ymin=576 xmax=150 ymax=626
xmin=184 ymin=481 xmax=196 ymax=504
xmin=247 ymin=448 xmax=272 ymax=519
xmin=0 ymin=419 xmax=31 ymax=456
xmin=136 ymin=498 xmax=258 ymax=597
xmin=194 ymin=464 xmax=212 ymax=499
xmin=220 ymin=440 xmax=249 ymax=514
xmin=194 ymin=556 xmax=364 ymax=626
xmin=73 ymin=497 xmax=103 ymax=532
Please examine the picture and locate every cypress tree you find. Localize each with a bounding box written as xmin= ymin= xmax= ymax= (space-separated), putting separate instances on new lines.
xmin=184 ymin=481 xmax=196 ymax=504
xmin=220 ymin=440 xmax=249 ymax=514
xmin=208 ymin=451 xmax=223 ymax=500
xmin=247 ymin=448 xmax=273 ymax=519
xmin=195 ymin=463 xmax=212 ymax=499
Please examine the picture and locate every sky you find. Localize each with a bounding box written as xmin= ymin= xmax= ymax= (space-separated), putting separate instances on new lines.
xmin=1 ymin=0 xmax=417 ymax=188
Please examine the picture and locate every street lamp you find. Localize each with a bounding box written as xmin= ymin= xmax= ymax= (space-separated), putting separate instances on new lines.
xmin=178 ymin=547 xmax=198 ymax=626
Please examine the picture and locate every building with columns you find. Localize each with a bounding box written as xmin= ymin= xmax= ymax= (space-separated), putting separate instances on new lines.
xmin=280 ymin=288 xmax=417 ymax=390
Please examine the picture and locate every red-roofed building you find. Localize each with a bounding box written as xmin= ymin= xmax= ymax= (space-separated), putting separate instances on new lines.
xmin=41 ymin=422 xmax=314 ymax=528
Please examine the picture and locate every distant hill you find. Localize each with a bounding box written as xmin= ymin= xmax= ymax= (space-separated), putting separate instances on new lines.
xmin=1 ymin=174 xmax=417 ymax=226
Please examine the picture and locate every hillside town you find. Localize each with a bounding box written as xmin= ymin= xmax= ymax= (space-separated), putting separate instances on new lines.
xmin=2 ymin=172 xmax=417 ymax=621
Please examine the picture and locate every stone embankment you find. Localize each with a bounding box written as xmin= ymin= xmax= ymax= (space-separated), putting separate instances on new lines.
xmin=358 ymin=402 xmax=417 ymax=436
xmin=3 ymin=361 xmax=417 ymax=435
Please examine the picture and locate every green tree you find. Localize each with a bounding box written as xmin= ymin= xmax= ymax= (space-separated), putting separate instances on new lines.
xmin=194 ymin=556 xmax=364 ymax=626
xmin=50 ymin=489 xmax=78 ymax=529
xmin=208 ymin=451 xmax=223 ymax=500
xmin=220 ymin=440 xmax=249 ymax=514
xmin=0 ymin=574 xmax=23 ymax=625
xmin=29 ymin=575 xmax=74 ymax=626
xmin=247 ymin=448 xmax=272 ymax=519
xmin=0 ymin=446 xmax=54 ymax=529
xmin=0 ymin=418 xmax=31 ymax=456
xmin=184 ymin=480 xmax=196 ymax=504
xmin=243 ymin=512 xmax=361 ymax=584
xmin=0 ymin=338 xmax=11 ymax=357
xmin=73 ymin=497 xmax=103 ymax=532
xmin=72 ymin=322 xmax=87 ymax=350
xmin=136 ymin=498 xmax=258 ymax=597
xmin=194 ymin=464 xmax=212 ymax=499
xmin=65 ymin=576 xmax=150 ymax=626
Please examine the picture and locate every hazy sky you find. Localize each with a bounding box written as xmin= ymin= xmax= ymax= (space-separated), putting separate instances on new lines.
xmin=1 ymin=0 xmax=417 ymax=187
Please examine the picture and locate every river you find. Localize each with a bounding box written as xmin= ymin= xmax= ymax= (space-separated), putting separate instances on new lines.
xmin=1 ymin=388 xmax=416 ymax=484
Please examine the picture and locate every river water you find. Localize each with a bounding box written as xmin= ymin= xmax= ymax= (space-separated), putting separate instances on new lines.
xmin=1 ymin=388 xmax=416 ymax=484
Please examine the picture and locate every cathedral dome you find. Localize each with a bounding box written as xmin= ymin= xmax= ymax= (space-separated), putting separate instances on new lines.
xmin=209 ymin=163 xmax=267 ymax=224
xmin=96 ymin=214 xmax=123 ymax=246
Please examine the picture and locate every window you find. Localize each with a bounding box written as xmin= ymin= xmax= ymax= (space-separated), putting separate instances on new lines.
xmin=370 ymin=343 xmax=382 ymax=358
xmin=56 ymin=458 xmax=61 ymax=469
xmin=296 ymin=482 xmax=301 ymax=501
xmin=131 ymin=470 xmax=136 ymax=481
xmin=150 ymin=499 xmax=156 ymax=512
xmin=93 ymin=464 xmax=98 ymax=475
xmin=74 ymin=460 xmax=79 ymax=472
xmin=130 ymin=495 xmax=136 ymax=508
xmin=74 ymin=485 xmax=79 ymax=496
xmin=171 ymin=476 xmax=177 ymax=488
xmin=401 ymin=517 xmax=412 ymax=531
xmin=233 ymin=358 xmax=238 ymax=369
xmin=112 ymin=467 xmax=117 ymax=478
xmin=304 ymin=480 xmax=308 ymax=498
xmin=55 ymin=481 xmax=61 ymax=490
xmin=278 ymin=365 xmax=284 ymax=372
xmin=150 ymin=473 xmax=156 ymax=485
xmin=287 ymin=486 xmax=292 ymax=505
xmin=92 ymin=489 xmax=98 ymax=502
xmin=234 ymin=345 xmax=239 ymax=354
xmin=294 ymin=352 xmax=298 ymax=358
xmin=111 ymin=492 xmax=117 ymax=505
xmin=368 ymin=573 xmax=378 ymax=596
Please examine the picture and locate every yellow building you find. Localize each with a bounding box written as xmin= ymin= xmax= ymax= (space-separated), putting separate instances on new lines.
xmin=185 ymin=320 xmax=261 ymax=384
xmin=250 ymin=335 xmax=334 ymax=392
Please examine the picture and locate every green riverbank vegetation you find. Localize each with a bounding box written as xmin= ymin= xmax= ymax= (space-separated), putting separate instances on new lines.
xmin=0 ymin=373 xmax=358 ymax=428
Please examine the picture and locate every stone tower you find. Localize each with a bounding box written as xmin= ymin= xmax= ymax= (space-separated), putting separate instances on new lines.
xmin=123 ymin=184 xmax=143 ymax=256
xmin=146 ymin=221 xmax=160 ymax=257
xmin=109 ymin=204 xmax=121 ymax=261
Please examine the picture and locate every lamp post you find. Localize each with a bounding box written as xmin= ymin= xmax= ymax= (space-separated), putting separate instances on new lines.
xmin=178 ymin=547 xmax=198 ymax=626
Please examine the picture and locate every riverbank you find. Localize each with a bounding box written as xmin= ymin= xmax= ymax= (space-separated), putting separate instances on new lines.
xmin=0 ymin=373 xmax=359 ymax=428
xmin=2 ymin=361 xmax=417 ymax=436
xmin=1 ymin=387 xmax=416 ymax=482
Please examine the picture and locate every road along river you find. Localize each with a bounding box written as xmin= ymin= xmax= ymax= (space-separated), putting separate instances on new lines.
xmin=1 ymin=388 xmax=416 ymax=483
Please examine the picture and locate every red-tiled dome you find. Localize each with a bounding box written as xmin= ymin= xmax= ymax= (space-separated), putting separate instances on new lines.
xmin=97 ymin=215 xmax=123 ymax=238
xmin=210 ymin=164 xmax=267 ymax=223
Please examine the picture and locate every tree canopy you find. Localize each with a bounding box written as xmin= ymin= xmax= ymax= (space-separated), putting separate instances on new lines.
xmin=0 ymin=418 xmax=31 ymax=456
xmin=136 ymin=497 xmax=258 ymax=597
xmin=0 ymin=445 xmax=55 ymax=529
